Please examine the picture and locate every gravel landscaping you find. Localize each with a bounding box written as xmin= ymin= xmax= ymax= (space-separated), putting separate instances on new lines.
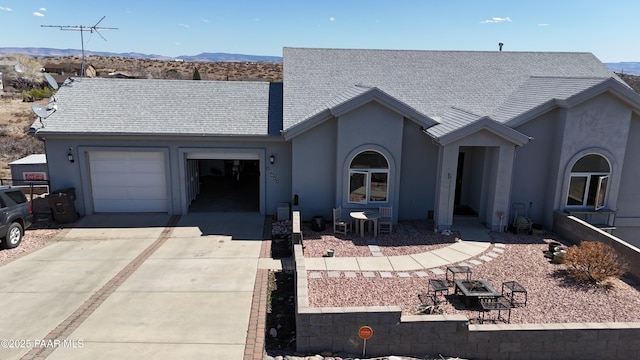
xmin=0 ymin=218 xmax=62 ymax=266
xmin=302 ymin=221 xmax=640 ymax=324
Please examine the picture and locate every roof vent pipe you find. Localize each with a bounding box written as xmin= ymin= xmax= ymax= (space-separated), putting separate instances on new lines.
xmin=498 ymin=42 xmax=504 ymax=51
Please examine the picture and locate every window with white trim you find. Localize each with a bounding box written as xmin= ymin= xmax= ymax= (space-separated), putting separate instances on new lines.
xmin=348 ymin=151 xmax=389 ymax=204
xmin=566 ymin=154 xmax=610 ymax=209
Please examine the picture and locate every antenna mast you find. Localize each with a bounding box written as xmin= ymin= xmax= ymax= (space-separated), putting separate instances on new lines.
xmin=42 ymin=16 xmax=118 ymax=77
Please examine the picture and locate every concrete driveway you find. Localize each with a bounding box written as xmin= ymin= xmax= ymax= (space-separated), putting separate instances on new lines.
xmin=0 ymin=212 xmax=265 ymax=360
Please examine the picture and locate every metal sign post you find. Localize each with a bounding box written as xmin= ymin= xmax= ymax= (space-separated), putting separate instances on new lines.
xmin=358 ymin=326 xmax=373 ymax=357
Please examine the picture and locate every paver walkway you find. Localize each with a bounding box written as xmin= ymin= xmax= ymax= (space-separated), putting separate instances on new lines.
xmin=302 ymin=218 xmax=502 ymax=277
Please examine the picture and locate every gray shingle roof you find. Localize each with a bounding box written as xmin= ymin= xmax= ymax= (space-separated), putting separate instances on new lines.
xmin=491 ymin=76 xmax=610 ymax=122
xmin=426 ymin=107 xmax=483 ymax=139
xmin=283 ymin=48 xmax=620 ymax=130
xmin=38 ymin=78 xmax=282 ymax=136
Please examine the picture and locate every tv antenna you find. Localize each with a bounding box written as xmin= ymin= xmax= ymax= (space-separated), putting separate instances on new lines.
xmin=42 ymin=16 xmax=118 ymax=77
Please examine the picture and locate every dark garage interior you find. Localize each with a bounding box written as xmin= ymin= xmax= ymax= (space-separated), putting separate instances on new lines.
xmin=188 ymin=159 xmax=259 ymax=212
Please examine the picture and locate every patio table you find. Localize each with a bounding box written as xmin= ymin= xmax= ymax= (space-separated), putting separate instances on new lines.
xmin=446 ymin=265 xmax=472 ymax=283
xmin=428 ymin=279 xmax=449 ymax=304
xmin=454 ymin=279 xmax=500 ymax=306
xmin=350 ymin=211 xmax=381 ymax=238
xmin=502 ymin=280 xmax=528 ymax=307
xmin=478 ymin=299 xmax=511 ymax=324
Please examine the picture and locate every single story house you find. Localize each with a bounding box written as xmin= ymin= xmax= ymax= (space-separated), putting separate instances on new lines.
xmin=34 ymin=48 xmax=640 ymax=246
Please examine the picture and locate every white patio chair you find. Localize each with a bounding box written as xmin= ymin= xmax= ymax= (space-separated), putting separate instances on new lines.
xmin=333 ymin=207 xmax=351 ymax=235
xmin=378 ymin=206 xmax=392 ymax=234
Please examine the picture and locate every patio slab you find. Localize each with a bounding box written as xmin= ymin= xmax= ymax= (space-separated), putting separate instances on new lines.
xmin=324 ymin=257 xmax=360 ymax=271
xmin=388 ymin=255 xmax=424 ymax=271
xmin=410 ymin=252 xmax=451 ymax=268
xmin=448 ymin=241 xmax=491 ymax=256
xmin=430 ymin=246 xmax=472 ymax=263
xmin=304 ymin=257 xmax=327 ymax=271
xmin=356 ymin=256 xmax=394 ymax=271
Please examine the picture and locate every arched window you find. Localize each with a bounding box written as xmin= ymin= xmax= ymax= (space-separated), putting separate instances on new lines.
xmin=566 ymin=154 xmax=610 ymax=209
xmin=348 ymin=150 xmax=389 ymax=204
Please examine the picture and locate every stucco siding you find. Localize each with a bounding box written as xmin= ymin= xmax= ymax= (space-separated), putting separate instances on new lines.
xmin=291 ymin=118 xmax=337 ymax=221
xmin=556 ymin=93 xmax=632 ymax=213
xmin=337 ymin=102 xmax=404 ymax=223
xmin=398 ymin=121 xmax=438 ymax=220
xmin=512 ymin=110 xmax=563 ymax=227
xmin=614 ymin=113 xmax=640 ymax=246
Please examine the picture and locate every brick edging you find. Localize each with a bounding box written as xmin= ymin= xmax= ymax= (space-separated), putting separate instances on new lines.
xmin=244 ymin=217 xmax=272 ymax=359
xmin=20 ymin=215 xmax=181 ymax=359
xmin=244 ymin=268 xmax=269 ymax=360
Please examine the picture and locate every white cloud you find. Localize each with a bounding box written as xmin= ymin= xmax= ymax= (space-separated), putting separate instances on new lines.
xmin=0 ymin=6 xmax=13 ymax=11
xmin=40 ymin=7 xmax=46 ymax=11
xmin=481 ymin=17 xmax=512 ymax=24
xmin=329 ymin=17 xmax=335 ymax=21
xmin=202 ymin=18 xmax=209 ymax=23
xmin=178 ymin=23 xmax=190 ymax=28
xmin=538 ymin=23 xmax=549 ymax=27
xmin=33 ymin=12 xmax=44 ymax=17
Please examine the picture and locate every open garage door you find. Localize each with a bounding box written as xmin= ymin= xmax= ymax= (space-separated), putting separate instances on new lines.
xmin=185 ymin=152 xmax=260 ymax=213
xmin=89 ymin=151 xmax=168 ymax=212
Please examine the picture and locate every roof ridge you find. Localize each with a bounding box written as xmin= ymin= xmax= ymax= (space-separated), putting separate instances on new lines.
xmin=528 ymin=75 xmax=612 ymax=80
xmin=446 ymin=106 xmax=484 ymax=118
xmin=284 ymin=47 xmax=595 ymax=55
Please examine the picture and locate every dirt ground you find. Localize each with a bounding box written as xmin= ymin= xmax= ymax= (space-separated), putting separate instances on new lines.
xmin=0 ymin=98 xmax=47 ymax=180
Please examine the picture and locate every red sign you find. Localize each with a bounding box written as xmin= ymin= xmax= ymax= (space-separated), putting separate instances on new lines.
xmin=23 ymin=172 xmax=47 ymax=181
xmin=358 ymin=326 xmax=373 ymax=340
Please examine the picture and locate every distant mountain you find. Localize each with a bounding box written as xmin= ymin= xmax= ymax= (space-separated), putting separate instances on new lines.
xmin=606 ymin=62 xmax=640 ymax=75
xmin=0 ymin=47 xmax=282 ymax=62
xmin=176 ymin=52 xmax=282 ymax=62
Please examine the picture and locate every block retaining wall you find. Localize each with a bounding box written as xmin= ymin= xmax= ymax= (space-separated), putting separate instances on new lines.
xmin=553 ymin=210 xmax=640 ymax=283
xmin=293 ymin=211 xmax=640 ymax=359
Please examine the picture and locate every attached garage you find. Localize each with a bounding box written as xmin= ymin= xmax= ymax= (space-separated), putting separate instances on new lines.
xmin=88 ymin=151 xmax=168 ymax=212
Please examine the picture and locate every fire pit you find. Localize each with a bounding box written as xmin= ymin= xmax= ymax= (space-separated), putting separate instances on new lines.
xmin=454 ymin=280 xmax=500 ymax=306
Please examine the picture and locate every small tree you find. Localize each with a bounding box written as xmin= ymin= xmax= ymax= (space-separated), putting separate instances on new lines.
xmin=192 ymin=67 xmax=201 ymax=80
xmin=562 ymin=241 xmax=628 ymax=285
xmin=165 ymin=68 xmax=181 ymax=80
xmin=6 ymin=54 xmax=44 ymax=91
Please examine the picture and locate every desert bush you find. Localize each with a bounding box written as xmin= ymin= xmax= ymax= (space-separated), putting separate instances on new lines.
xmin=562 ymin=241 xmax=628 ymax=284
xmin=0 ymin=135 xmax=45 ymax=160
xmin=21 ymin=88 xmax=54 ymax=101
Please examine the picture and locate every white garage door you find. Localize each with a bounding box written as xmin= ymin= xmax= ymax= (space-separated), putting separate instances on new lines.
xmin=89 ymin=151 xmax=168 ymax=212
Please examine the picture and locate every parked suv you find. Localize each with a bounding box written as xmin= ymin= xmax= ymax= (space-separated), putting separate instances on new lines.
xmin=0 ymin=186 xmax=33 ymax=249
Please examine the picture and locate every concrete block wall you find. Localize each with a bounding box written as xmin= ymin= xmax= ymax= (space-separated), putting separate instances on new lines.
xmin=553 ymin=211 xmax=640 ymax=283
xmin=293 ymin=211 xmax=640 ymax=359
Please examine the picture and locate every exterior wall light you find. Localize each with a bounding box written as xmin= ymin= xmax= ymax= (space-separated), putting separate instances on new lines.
xmin=270 ymin=155 xmax=275 ymax=165
xmin=67 ymin=147 xmax=75 ymax=163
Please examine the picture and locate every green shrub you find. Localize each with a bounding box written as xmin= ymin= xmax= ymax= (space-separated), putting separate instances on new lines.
xmin=21 ymin=88 xmax=54 ymax=101
xmin=562 ymin=241 xmax=628 ymax=284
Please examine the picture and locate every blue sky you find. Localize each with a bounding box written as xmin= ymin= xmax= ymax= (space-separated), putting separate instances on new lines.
xmin=0 ymin=0 xmax=638 ymax=62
